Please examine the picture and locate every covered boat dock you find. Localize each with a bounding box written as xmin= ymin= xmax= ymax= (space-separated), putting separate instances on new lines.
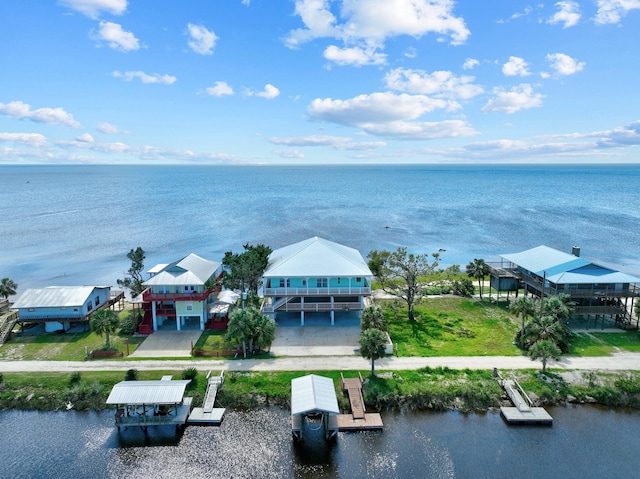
xmin=291 ymin=374 xmax=339 ymax=441
xmin=106 ymin=378 xmax=193 ymax=430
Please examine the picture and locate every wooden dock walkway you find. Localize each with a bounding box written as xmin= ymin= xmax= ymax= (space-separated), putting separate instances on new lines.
xmin=338 ymin=373 xmax=383 ymax=431
xmin=188 ymin=371 xmax=226 ymax=425
xmin=498 ymin=374 xmax=553 ymax=425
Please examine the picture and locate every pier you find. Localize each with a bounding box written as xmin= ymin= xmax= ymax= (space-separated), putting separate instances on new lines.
xmin=336 ymin=372 xmax=383 ymax=431
xmin=497 ymin=372 xmax=553 ymax=425
xmin=188 ymin=371 xmax=226 ymax=425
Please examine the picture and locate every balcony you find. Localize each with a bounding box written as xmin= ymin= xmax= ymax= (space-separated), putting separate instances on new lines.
xmin=262 ymin=301 xmax=363 ymax=314
xmin=142 ymin=288 xmax=217 ymax=302
xmin=263 ymin=286 xmax=370 ymax=297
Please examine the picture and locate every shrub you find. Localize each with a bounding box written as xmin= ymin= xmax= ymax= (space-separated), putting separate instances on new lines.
xmin=182 ymin=367 xmax=198 ymax=380
xmin=451 ymin=279 xmax=474 ymax=297
xmin=118 ymin=312 xmax=137 ymax=336
xmin=124 ymin=369 xmax=138 ymax=381
xmin=69 ymin=372 xmax=82 ymax=386
xmin=614 ymin=374 xmax=640 ymax=394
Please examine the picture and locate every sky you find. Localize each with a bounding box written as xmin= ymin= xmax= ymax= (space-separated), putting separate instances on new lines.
xmin=0 ymin=0 xmax=639 ymax=165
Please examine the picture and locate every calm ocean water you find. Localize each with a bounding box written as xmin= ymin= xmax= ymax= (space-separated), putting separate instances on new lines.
xmin=1 ymin=164 xmax=639 ymax=293
xmin=1 ymin=406 xmax=639 ymax=479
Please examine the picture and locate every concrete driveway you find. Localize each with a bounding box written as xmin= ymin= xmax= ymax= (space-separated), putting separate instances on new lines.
xmin=129 ymin=331 xmax=202 ymax=358
xmin=270 ymin=325 xmax=361 ymax=356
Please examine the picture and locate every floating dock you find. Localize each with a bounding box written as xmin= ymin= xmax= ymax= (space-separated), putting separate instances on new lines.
xmin=498 ymin=374 xmax=553 ymax=425
xmin=188 ymin=371 xmax=226 ymax=425
xmin=337 ymin=373 xmax=383 ymax=431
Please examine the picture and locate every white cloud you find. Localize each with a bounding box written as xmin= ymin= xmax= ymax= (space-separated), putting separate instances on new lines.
xmin=546 ymin=53 xmax=585 ymax=75
xmin=595 ymin=0 xmax=640 ymax=24
xmin=94 ymin=21 xmax=139 ymax=52
xmin=594 ymin=120 xmax=640 ymax=147
xmin=548 ymin=1 xmax=581 ymax=28
xmin=187 ymin=24 xmax=218 ymax=55
xmin=462 ymin=58 xmax=479 ymax=70
xmin=0 ymin=132 xmax=48 ymax=147
xmin=241 ymin=0 xmax=251 ymax=5
xmin=97 ymin=122 xmax=124 ymax=134
xmin=76 ymin=133 xmax=94 ymax=143
xmin=482 ymin=84 xmax=543 ymax=114
xmin=246 ymin=84 xmax=280 ymax=99
xmin=268 ymin=135 xmax=386 ymax=150
xmin=59 ymin=0 xmax=127 ymax=19
xmin=112 ymin=70 xmax=177 ymax=84
xmin=307 ymin=91 xmax=476 ymax=140
xmin=323 ymin=45 xmax=387 ymax=66
xmin=285 ymin=0 xmax=470 ymax=55
xmin=384 ymin=68 xmax=483 ymax=101
xmin=0 ymin=100 xmax=81 ymax=128
xmin=205 ymin=81 xmax=234 ymax=96
xmin=502 ymin=56 xmax=531 ymax=77
xmin=274 ymin=149 xmax=305 ymax=159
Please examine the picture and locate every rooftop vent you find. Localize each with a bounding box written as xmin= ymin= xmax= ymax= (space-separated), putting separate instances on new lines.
xmin=572 ymin=246 xmax=581 ymax=257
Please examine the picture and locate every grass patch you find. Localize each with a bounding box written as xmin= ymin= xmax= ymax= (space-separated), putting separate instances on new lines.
xmin=385 ymin=297 xmax=522 ymax=356
xmin=0 ymin=329 xmax=146 ymax=361
xmin=567 ymin=332 xmax=640 ymax=356
xmin=193 ymin=331 xmax=232 ymax=350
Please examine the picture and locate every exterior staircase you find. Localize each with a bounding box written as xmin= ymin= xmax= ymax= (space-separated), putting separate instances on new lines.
xmin=0 ymin=311 xmax=19 ymax=345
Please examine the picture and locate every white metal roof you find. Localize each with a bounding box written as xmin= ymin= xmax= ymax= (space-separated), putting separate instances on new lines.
xmin=144 ymin=253 xmax=221 ymax=286
xmin=291 ymin=374 xmax=339 ymax=416
xmin=106 ymin=380 xmax=191 ymax=405
xmin=501 ymin=245 xmax=640 ymax=285
xmin=263 ymin=237 xmax=373 ymax=278
xmin=12 ymin=286 xmax=108 ymax=309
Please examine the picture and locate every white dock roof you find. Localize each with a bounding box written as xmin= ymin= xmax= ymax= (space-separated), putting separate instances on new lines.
xmin=291 ymin=374 xmax=339 ymax=416
xmin=106 ymin=380 xmax=191 ymax=405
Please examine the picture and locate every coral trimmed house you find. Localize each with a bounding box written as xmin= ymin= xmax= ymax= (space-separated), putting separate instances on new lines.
xmin=489 ymin=245 xmax=640 ymax=329
xmin=12 ymin=286 xmax=120 ymax=332
xmin=135 ymin=253 xmax=223 ymax=333
xmin=261 ymin=237 xmax=373 ymax=325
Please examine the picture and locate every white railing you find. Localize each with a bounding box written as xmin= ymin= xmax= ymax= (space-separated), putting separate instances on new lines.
xmin=264 ymin=286 xmax=370 ymax=296
xmin=262 ymin=301 xmax=363 ymax=313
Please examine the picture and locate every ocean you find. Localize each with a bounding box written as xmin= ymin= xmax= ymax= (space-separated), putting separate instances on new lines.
xmin=1 ymin=164 xmax=640 ymax=293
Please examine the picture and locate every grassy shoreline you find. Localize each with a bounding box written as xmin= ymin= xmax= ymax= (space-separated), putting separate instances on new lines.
xmin=2 ymin=368 xmax=640 ymax=414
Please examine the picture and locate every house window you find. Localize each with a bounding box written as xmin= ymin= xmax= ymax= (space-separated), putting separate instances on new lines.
xmin=286 ymin=279 xmax=291 ymax=288
xmin=302 ymin=279 xmax=307 ymax=286
xmin=279 ymin=278 xmax=285 ymax=288
xmin=337 ymin=278 xmax=341 ymax=284
xmin=95 ymin=296 xmax=100 ymax=305
xmin=317 ymin=278 xmax=328 ymax=288
xmin=356 ymin=277 xmax=362 ymax=283
xmin=87 ymin=302 xmax=93 ymax=311
xmin=186 ymin=302 xmax=193 ymax=311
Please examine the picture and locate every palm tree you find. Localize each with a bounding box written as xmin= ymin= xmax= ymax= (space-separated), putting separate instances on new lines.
xmin=90 ymin=309 xmax=120 ymax=349
xmin=361 ymin=305 xmax=388 ymax=332
xmin=0 ymin=278 xmax=18 ymax=300
xmin=252 ymin=314 xmax=276 ymax=353
xmin=225 ymin=308 xmax=254 ymax=358
xmin=359 ymin=328 xmax=387 ymax=376
xmin=542 ymin=294 xmax=574 ymax=321
xmin=528 ymin=339 xmax=561 ymax=373
xmin=509 ymin=296 xmax=536 ymax=348
xmin=465 ymin=259 xmax=488 ymax=299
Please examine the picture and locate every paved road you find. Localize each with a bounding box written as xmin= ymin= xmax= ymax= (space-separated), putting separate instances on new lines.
xmin=1 ymin=351 xmax=639 ymax=373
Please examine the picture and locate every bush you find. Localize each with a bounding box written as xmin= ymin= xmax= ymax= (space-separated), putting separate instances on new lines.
xmin=69 ymin=372 xmax=82 ymax=386
xmin=451 ymin=278 xmax=474 ymax=297
xmin=118 ymin=312 xmax=137 ymax=336
xmin=124 ymin=369 xmax=138 ymax=381
xmin=182 ymin=367 xmax=198 ymax=380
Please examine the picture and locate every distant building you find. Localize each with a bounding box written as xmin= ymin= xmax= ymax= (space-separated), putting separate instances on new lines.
xmin=488 ymin=245 xmax=640 ymax=329
xmin=12 ymin=286 xmax=113 ymax=332
xmin=135 ymin=253 xmax=223 ymax=333
xmin=261 ymin=237 xmax=373 ymax=325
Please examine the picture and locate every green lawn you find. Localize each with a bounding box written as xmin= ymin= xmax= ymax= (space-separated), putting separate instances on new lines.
xmin=0 ymin=329 xmax=145 ymax=361
xmin=568 ymin=332 xmax=640 ymax=356
xmin=386 ymin=297 xmax=522 ymax=356
xmin=193 ymin=331 xmax=232 ymax=350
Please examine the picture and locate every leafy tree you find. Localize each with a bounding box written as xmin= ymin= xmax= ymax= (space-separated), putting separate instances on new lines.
xmin=465 ymin=258 xmax=488 ymax=299
xmin=528 ymin=339 xmax=561 ymax=373
xmin=510 ymin=296 xmax=536 ymax=348
xmin=116 ymin=247 xmax=146 ymax=297
xmin=359 ymin=328 xmax=388 ymax=376
xmin=361 ymin=305 xmax=388 ymax=332
xmin=451 ymin=278 xmax=474 ymax=297
xmin=0 ymin=277 xmax=18 ymax=300
xmin=90 ymin=308 xmax=120 ymax=349
xmin=222 ymin=243 xmax=272 ymax=294
xmin=367 ymin=247 xmax=441 ymax=321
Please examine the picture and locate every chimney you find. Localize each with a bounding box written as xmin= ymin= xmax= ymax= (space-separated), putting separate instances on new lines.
xmin=572 ymin=246 xmax=581 ymax=257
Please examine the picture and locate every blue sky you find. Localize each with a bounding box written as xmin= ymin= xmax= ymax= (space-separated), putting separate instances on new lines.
xmin=0 ymin=0 xmax=639 ymax=165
